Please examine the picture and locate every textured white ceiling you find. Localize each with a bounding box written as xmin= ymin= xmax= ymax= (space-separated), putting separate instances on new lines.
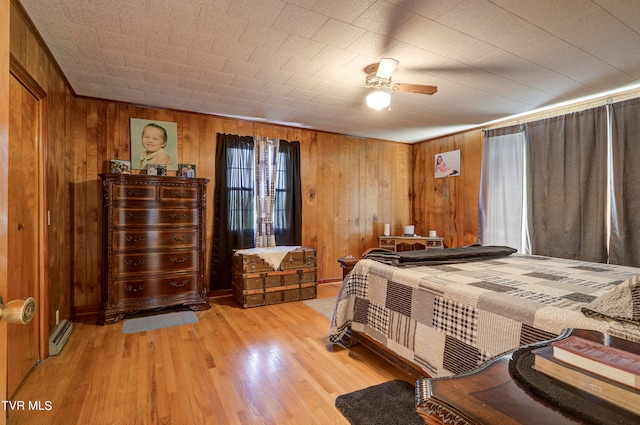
xmin=19 ymin=0 xmax=640 ymax=143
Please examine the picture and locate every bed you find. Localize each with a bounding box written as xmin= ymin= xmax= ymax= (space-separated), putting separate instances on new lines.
xmin=328 ymin=246 xmax=640 ymax=379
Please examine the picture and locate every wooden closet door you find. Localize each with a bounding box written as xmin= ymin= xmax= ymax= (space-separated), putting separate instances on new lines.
xmin=6 ymin=73 xmax=40 ymax=398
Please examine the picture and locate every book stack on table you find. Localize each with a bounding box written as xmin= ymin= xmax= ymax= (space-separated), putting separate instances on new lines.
xmin=533 ymin=334 xmax=640 ymax=415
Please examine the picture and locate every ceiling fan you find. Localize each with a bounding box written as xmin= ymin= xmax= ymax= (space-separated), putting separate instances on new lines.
xmin=364 ymin=58 xmax=438 ymax=110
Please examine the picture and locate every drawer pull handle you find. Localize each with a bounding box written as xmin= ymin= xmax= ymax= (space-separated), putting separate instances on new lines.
xmin=126 ymin=190 xmax=145 ymax=196
xmin=171 ymin=234 xmax=189 ymax=241
xmin=126 ymin=212 xmax=145 ymax=220
xmin=169 ymin=213 xmax=188 ymax=220
xmin=124 ymin=284 xmax=145 ymax=292
xmin=126 ymin=235 xmax=147 ymax=242
xmin=170 ymin=280 xmax=188 ymax=288
xmin=172 ymin=190 xmax=189 ymax=197
xmin=124 ymin=259 xmax=145 ymax=266
xmin=170 ymin=256 xmax=188 ymax=263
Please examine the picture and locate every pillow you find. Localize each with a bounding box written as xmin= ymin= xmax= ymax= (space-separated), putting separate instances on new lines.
xmin=581 ymin=274 xmax=640 ymax=324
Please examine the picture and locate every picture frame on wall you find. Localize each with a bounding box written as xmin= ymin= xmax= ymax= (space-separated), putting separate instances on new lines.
xmin=434 ymin=149 xmax=461 ymax=178
xmin=130 ymin=118 xmax=178 ymax=171
xmin=178 ymin=164 xmax=196 ymax=178
xmin=146 ymin=164 xmax=167 ymax=176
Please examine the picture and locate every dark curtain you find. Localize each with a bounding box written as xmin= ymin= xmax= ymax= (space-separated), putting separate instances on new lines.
xmin=274 ymin=140 xmax=302 ymax=245
xmin=210 ymin=134 xmax=255 ymax=291
xmin=526 ymin=106 xmax=608 ymax=262
xmin=209 ymin=135 xmax=303 ymax=290
xmin=609 ymin=99 xmax=640 ymax=266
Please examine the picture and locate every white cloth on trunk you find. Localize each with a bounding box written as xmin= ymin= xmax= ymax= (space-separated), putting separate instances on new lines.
xmin=234 ymin=246 xmax=301 ymax=270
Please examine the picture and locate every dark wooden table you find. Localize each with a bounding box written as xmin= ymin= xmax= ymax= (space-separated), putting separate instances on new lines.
xmin=415 ymin=329 xmax=636 ymax=425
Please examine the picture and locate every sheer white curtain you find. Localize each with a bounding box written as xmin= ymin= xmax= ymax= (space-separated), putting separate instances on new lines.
xmin=254 ymin=136 xmax=280 ymax=247
xmin=609 ymin=99 xmax=640 ymax=266
xmin=478 ymin=130 xmax=530 ymax=253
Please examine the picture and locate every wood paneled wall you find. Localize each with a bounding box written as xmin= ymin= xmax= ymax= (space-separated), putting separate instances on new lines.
xmin=9 ymin=0 xmax=484 ymax=318
xmin=9 ymin=1 xmax=74 ymax=333
xmin=71 ymin=99 xmax=413 ymax=311
xmin=412 ymin=130 xmax=483 ymax=248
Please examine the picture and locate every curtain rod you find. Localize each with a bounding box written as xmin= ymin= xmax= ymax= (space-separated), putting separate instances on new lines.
xmin=483 ymin=86 xmax=640 ymax=131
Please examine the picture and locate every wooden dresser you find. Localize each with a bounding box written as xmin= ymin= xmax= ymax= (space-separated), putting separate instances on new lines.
xmin=99 ymin=174 xmax=211 ymax=324
xmin=378 ymin=235 xmax=444 ymax=252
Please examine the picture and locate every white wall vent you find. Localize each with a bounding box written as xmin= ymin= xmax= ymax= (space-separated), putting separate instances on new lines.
xmin=49 ymin=319 xmax=73 ymax=356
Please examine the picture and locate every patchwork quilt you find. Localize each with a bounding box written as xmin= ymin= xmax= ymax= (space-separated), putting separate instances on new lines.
xmin=328 ymin=253 xmax=640 ymax=378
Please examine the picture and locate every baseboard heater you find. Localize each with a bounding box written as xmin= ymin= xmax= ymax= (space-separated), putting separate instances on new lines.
xmin=49 ymin=319 xmax=73 ymax=356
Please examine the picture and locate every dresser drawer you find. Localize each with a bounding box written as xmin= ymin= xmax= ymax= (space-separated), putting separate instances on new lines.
xmin=113 ymin=229 xmax=198 ymax=251
xmin=113 ymin=273 xmax=199 ymax=302
xmin=379 ymin=238 xmax=397 ymax=250
xmin=113 ymin=250 xmax=199 ymax=277
xmin=114 ymin=207 xmax=199 ymax=227
xmin=159 ymin=185 xmax=199 ymax=202
xmin=113 ymin=183 xmax=157 ymax=201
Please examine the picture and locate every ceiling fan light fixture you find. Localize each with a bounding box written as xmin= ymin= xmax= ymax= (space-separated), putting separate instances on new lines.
xmin=366 ymin=90 xmax=391 ymax=110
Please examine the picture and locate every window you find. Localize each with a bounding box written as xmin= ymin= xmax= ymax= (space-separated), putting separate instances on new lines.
xmin=227 ymin=146 xmax=254 ymax=232
xmin=480 ymin=106 xmax=614 ymax=264
xmin=210 ymin=134 xmax=301 ymax=290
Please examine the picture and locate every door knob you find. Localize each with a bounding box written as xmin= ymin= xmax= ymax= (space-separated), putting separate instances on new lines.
xmin=0 ymin=296 xmax=36 ymax=324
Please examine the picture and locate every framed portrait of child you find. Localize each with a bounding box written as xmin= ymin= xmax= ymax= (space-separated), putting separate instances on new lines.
xmin=130 ymin=118 xmax=178 ymax=171
xmin=434 ymin=149 xmax=461 ymax=178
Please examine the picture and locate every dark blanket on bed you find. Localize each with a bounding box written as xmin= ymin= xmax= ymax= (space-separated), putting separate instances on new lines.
xmin=364 ymin=245 xmax=517 ymax=266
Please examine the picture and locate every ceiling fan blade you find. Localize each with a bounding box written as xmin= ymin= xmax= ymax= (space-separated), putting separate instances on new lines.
xmin=376 ymin=58 xmax=399 ymax=79
xmin=393 ymin=83 xmax=438 ymax=95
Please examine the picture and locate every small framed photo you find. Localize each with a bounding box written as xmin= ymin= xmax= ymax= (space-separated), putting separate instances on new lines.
xmin=434 ymin=149 xmax=461 ymax=178
xmin=110 ymin=159 xmax=131 ymax=174
xmin=178 ymin=164 xmax=196 ymax=178
xmin=146 ymin=164 xmax=167 ymax=176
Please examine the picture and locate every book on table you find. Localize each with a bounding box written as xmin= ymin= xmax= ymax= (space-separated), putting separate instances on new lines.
xmin=550 ymin=335 xmax=640 ymax=389
xmin=532 ymin=345 xmax=640 ymax=415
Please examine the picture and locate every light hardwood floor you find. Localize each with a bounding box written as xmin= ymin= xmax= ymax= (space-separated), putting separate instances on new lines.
xmin=8 ymin=283 xmax=412 ymax=424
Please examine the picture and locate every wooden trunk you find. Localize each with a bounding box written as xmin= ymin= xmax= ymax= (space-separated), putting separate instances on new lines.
xmin=232 ymin=248 xmax=317 ymax=308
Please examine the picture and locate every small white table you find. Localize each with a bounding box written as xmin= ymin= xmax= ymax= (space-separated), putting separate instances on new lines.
xmin=378 ymin=235 xmax=444 ymax=252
